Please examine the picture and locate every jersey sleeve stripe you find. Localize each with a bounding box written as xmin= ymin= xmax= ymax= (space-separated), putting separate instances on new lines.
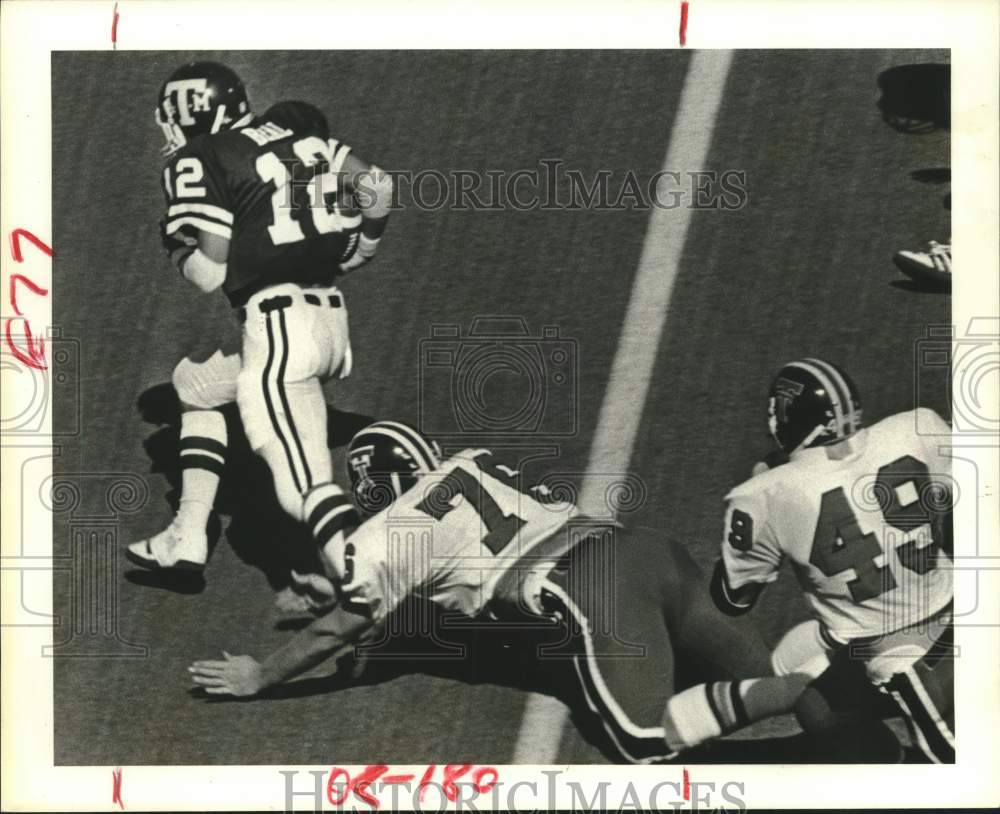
xmin=167 ymin=203 xmax=234 ymax=224
xmin=719 ymin=573 xmax=754 ymax=606
xmin=165 ymin=216 xmax=232 ymax=240
xmin=166 ymin=209 xmax=232 ymax=232
xmin=710 ymin=559 xmax=759 ymax=616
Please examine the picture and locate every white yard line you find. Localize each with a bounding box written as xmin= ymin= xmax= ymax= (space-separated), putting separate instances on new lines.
xmin=511 ymin=49 xmax=736 ymax=764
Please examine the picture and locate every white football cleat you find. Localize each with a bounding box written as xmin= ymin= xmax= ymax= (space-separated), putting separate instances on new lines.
xmin=126 ymin=523 xmax=207 ymax=573
xmin=893 ymin=240 xmax=951 ymax=286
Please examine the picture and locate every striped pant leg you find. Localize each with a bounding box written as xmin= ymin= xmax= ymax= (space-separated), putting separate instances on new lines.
xmin=237 ymin=298 xmax=332 ymax=521
xmin=883 ymin=659 xmax=955 ymax=763
xmin=540 ymin=567 xmax=677 ymax=764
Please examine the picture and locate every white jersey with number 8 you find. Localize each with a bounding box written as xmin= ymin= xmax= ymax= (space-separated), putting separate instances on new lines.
xmin=330 ymin=449 xmax=579 ymax=622
xmin=721 ymin=408 xmax=953 ymax=642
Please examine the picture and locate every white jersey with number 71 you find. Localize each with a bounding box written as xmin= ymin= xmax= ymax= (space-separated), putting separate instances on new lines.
xmin=329 ymin=449 xmax=579 ymax=623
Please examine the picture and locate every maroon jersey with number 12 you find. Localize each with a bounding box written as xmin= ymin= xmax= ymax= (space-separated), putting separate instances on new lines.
xmin=161 ymin=100 xmax=363 ymax=306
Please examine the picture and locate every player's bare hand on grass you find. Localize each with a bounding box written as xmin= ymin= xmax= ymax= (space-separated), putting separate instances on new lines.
xmin=275 ymin=569 xmax=337 ymax=614
xmin=189 ymin=651 xmax=264 ymax=697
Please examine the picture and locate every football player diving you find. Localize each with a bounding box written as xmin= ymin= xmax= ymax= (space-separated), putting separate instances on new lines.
xmin=188 ymin=420 xmax=815 ymax=764
xmin=126 ymin=62 xmax=395 ymax=578
xmin=711 ymin=358 xmax=955 ymax=762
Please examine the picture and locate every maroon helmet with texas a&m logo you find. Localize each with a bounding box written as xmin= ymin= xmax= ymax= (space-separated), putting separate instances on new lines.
xmin=155 ymin=61 xmax=252 ymax=155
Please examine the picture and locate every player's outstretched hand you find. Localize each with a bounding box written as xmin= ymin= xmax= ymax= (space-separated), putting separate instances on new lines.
xmin=189 ymin=651 xmax=264 ymax=697
xmin=275 ymin=569 xmax=337 ymax=614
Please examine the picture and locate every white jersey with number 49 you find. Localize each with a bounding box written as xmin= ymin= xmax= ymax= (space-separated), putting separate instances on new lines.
xmin=721 ymin=408 xmax=953 ymax=642
xmin=330 ymin=449 xmax=578 ymax=623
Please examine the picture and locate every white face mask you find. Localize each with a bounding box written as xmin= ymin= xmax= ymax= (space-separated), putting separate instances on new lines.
xmin=155 ymin=105 xmax=187 ymax=156
xmin=767 ymin=396 xmax=779 ymax=442
xmin=156 ymin=101 xmax=251 ymax=156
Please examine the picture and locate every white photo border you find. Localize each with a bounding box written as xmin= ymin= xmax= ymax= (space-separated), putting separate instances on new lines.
xmin=2 ymin=0 xmax=998 ymax=810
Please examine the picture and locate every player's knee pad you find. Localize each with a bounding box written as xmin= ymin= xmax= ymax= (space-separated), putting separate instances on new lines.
xmin=173 ymin=350 xmax=240 ymax=409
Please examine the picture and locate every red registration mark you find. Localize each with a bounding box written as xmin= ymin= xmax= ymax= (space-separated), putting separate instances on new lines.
xmin=111 ymin=767 xmax=124 ymax=809
xmin=326 ymin=763 xmax=499 ymax=809
xmin=6 ymin=228 xmax=52 ymax=371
